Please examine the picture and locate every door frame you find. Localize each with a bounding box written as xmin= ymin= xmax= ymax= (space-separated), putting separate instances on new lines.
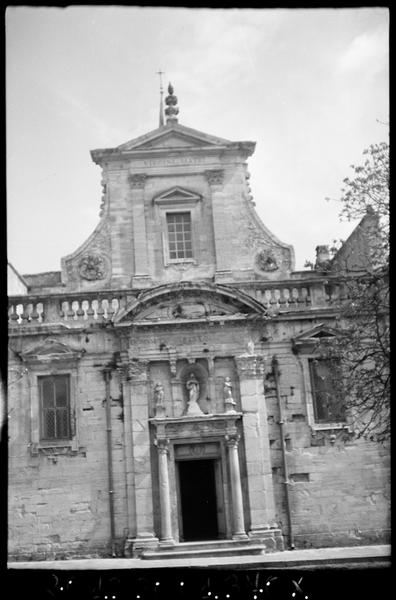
xmin=173 ymin=440 xmax=228 ymax=542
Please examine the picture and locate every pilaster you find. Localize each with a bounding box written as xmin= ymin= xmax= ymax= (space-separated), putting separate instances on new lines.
xmin=129 ymin=174 xmax=151 ymax=288
xmin=124 ymin=358 xmax=159 ymax=556
xmin=235 ymin=353 xmax=283 ymax=550
xmin=205 ymin=170 xmax=232 ymax=283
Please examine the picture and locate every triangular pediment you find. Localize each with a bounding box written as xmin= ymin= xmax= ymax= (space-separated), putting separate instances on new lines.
xmin=293 ymin=324 xmax=337 ymax=348
xmin=116 ymin=123 xmax=234 ymax=152
xmin=114 ymin=283 xmax=267 ymax=325
xmin=154 ymin=187 xmax=201 ymax=205
xmin=21 ymin=338 xmax=83 ymax=362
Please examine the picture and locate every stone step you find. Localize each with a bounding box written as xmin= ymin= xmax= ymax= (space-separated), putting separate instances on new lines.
xmin=142 ymin=542 xmax=264 ymax=560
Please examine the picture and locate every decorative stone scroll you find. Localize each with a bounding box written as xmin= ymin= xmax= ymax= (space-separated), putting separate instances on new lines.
xmin=205 ymin=169 xmax=224 ymax=186
xmin=128 ymin=173 xmax=147 ymax=189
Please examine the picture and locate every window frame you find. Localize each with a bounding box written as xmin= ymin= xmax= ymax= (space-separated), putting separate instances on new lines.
xmin=301 ymin=353 xmax=350 ymax=432
xmin=308 ymin=357 xmax=346 ymax=424
xmin=38 ymin=374 xmax=72 ymax=442
xmin=165 ymin=209 xmax=194 ymax=263
xmin=153 ymin=187 xmax=202 ymax=267
xmin=20 ymin=341 xmax=83 ymax=455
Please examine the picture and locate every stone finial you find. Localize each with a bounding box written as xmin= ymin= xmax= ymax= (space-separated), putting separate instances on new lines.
xmin=165 ymin=82 xmax=179 ymax=124
xmin=315 ymin=245 xmax=331 ymax=270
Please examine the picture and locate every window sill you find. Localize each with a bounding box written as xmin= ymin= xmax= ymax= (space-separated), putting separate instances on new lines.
xmin=311 ymin=422 xmax=351 ymax=433
xmin=165 ymin=258 xmax=196 ymax=266
xmin=29 ymin=440 xmax=86 ymax=459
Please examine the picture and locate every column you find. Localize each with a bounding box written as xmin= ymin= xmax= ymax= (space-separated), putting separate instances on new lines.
xmin=225 ymin=434 xmax=247 ymax=539
xmin=127 ymin=359 xmax=158 ymax=555
xmin=236 ymin=353 xmax=283 ymax=550
xmin=155 ymin=437 xmax=174 ymax=544
xmin=129 ymin=173 xmax=151 ymax=288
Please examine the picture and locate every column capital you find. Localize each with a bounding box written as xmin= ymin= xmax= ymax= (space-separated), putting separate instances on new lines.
xmin=205 ymin=169 xmax=224 ymax=186
xmin=225 ymin=433 xmax=240 ymax=449
xmin=126 ymin=359 xmax=149 ymax=382
xmin=235 ymin=354 xmax=265 ymax=378
xmin=128 ymin=173 xmax=147 ymax=189
xmin=155 ymin=437 xmax=170 ymax=454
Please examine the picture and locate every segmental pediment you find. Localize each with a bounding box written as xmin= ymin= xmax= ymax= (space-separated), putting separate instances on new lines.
xmin=114 ymin=283 xmax=267 ymax=325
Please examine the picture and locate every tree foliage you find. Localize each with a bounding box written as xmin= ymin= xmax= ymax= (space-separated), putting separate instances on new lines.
xmin=320 ymin=142 xmax=389 ymax=441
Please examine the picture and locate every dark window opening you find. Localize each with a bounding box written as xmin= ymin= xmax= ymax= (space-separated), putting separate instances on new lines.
xmin=39 ymin=375 xmax=71 ymax=440
xmin=309 ymin=359 xmax=346 ymax=423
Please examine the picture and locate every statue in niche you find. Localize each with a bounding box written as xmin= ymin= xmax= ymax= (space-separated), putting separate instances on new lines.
xmin=153 ymin=382 xmax=166 ymax=418
xmin=223 ymin=377 xmax=237 ymax=413
xmin=185 ymin=373 xmax=203 ymax=416
xmin=247 ymin=339 xmax=255 ymax=355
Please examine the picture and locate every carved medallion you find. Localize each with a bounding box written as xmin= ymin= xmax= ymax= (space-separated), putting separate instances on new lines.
xmin=78 ymin=254 xmax=108 ymax=281
xmin=256 ymin=249 xmax=279 ymax=272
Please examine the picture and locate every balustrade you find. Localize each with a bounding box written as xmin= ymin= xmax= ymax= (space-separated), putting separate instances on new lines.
xmin=8 ymin=279 xmax=341 ymax=327
xmin=8 ymin=293 xmax=128 ymax=326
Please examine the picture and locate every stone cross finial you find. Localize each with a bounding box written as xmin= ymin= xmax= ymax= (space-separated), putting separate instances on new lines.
xmin=165 ymin=82 xmax=179 ymax=124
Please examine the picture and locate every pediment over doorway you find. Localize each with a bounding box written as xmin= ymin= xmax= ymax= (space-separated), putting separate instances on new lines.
xmin=114 ymin=282 xmax=267 ymax=325
xmin=292 ymin=323 xmax=338 ymax=352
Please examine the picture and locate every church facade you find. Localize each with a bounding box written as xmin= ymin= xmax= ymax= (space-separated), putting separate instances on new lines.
xmin=8 ymin=86 xmax=390 ymax=561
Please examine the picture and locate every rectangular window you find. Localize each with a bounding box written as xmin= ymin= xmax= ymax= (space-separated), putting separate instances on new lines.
xmin=166 ymin=212 xmax=193 ymax=260
xmin=39 ymin=375 xmax=71 ymax=440
xmin=309 ymin=359 xmax=346 ymax=423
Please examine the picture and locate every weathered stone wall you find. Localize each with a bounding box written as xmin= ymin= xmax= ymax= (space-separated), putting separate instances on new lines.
xmin=8 ymin=331 xmax=129 ymax=560
xmin=8 ymin=316 xmax=390 ymax=559
xmin=262 ymin=328 xmax=390 ymax=549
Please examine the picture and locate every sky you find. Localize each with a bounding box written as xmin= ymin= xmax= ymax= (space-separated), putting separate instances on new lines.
xmin=6 ymin=6 xmax=389 ymax=275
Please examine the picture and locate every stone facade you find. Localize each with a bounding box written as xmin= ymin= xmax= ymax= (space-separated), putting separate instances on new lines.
xmin=8 ymin=94 xmax=390 ymax=560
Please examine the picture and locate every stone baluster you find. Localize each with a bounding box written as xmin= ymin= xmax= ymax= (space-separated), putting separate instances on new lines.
xmin=86 ymin=299 xmax=95 ymax=319
xmin=155 ymin=437 xmax=174 ymax=544
xmin=76 ymin=301 xmax=85 ymax=320
xmin=225 ymin=434 xmax=247 ymax=539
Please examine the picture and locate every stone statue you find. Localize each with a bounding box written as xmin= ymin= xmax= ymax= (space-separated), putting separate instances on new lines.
xmin=247 ymin=339 xmax=255 ymax=355
xmin=153 ymin=382 xmax=166 ymax=418
xmin=185 ymin=373 xmax=203 ymax=416
xmin=223 ymin=377 xmax=236 ymax=413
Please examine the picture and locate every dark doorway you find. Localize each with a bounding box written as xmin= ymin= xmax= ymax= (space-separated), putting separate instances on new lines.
xmin=178 ymin=459 xmax=219 ymax=541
